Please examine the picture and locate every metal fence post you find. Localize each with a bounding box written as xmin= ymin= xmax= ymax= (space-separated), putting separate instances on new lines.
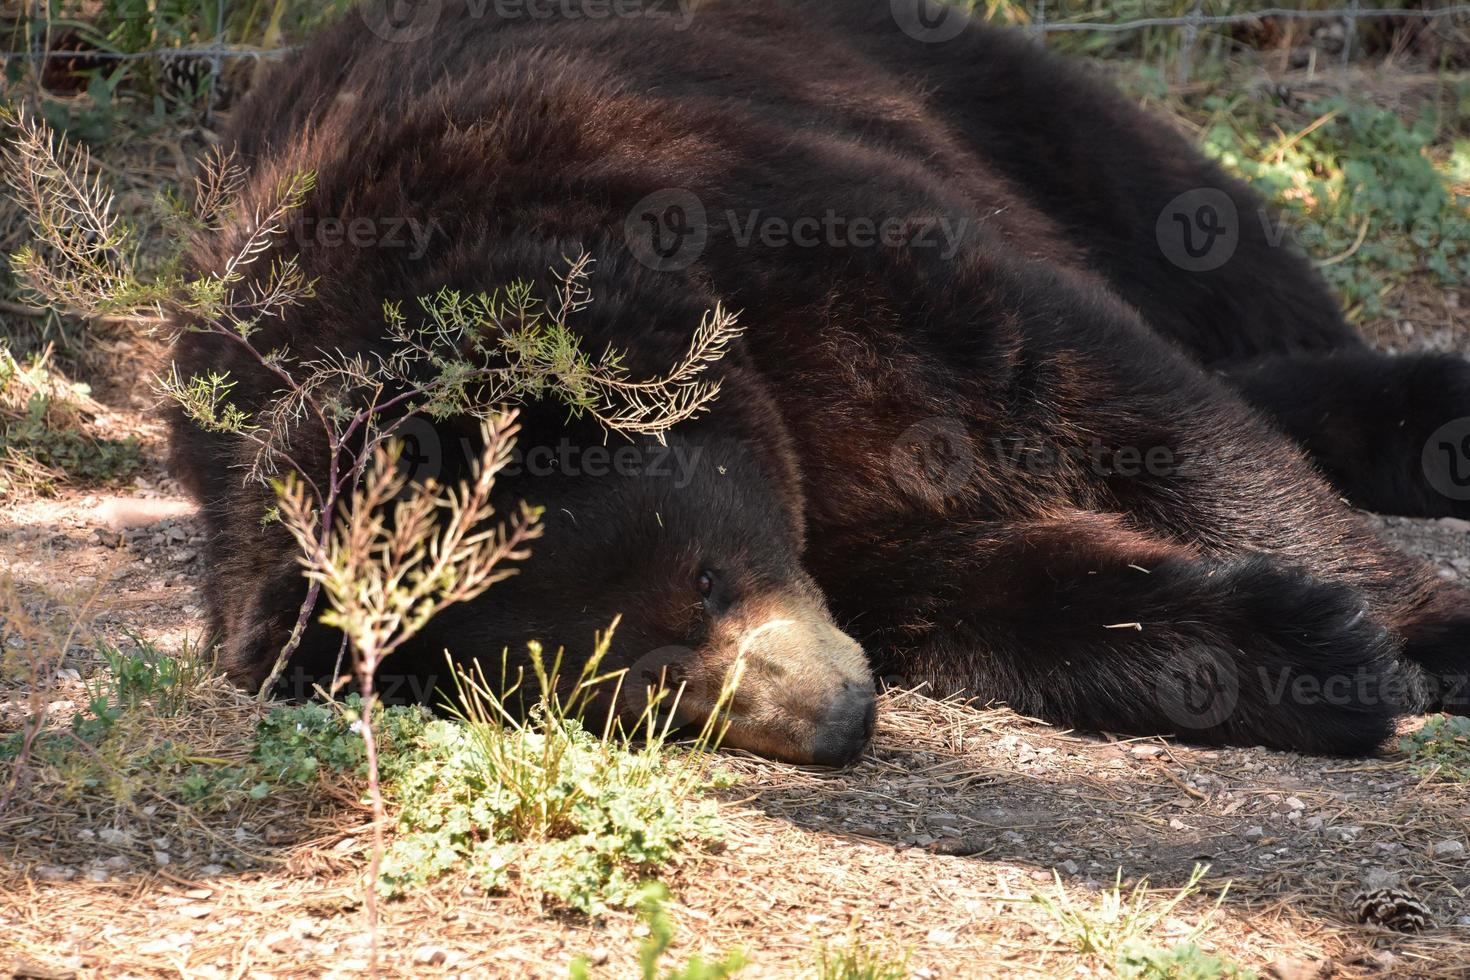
xmin=1179 ymin=0 xmax=1204 ymax=84
xmin=206 ymin=0 xmax=227 ymax=125
xmin=1342 ymin=0 xmax=1361 ymax=66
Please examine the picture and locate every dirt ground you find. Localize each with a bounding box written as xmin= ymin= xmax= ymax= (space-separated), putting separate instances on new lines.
xmin=3 ymin=300 xmax=1470 ymax=980
xmin=3 ymin=461 xmax=1470 ymax=978
xmin=3 ymin=56 xmax=1470 ymax=980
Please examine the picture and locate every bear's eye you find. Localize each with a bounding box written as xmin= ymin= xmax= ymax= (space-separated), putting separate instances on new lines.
xmin=696 ymin=570 xmax=715 ymax=599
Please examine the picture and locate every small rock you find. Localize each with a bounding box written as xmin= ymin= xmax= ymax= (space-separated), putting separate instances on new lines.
xmin=1432 ymin=840 xmax=1465 ymax=858
xmin=1363 ymin=868 xmax=1400 ymax=891
xmin=1245 ymin=825 xmax=1265 ymax=838
xmin=8 ymin=958 xmax=78 ymax=980
xmin=413 ymin=946 xmax=448 ymax=966
xmin=925 ymin=928 xmax=956 ymax=945
xmin=153 ymin=850 xmax=171 ymax=866
xmin=1285 ymin=796 xmax=1305 ymax=811
xmin=93 ymin=496 xmax=195 ymax=531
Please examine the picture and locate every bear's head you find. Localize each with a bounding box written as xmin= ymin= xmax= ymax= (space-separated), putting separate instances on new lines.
xmin=409 ymin=396 xmax=877 ymax=767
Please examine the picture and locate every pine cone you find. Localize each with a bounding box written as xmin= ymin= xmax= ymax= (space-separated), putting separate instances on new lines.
xmin=1351 ymin=887 xmax=1436 ymax=933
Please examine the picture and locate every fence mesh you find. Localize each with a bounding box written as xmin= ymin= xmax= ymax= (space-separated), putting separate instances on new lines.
xmin=2 ymin=2 xmax=1468 ymax=86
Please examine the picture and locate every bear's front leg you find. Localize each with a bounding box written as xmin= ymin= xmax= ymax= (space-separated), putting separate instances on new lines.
xmin=818 ymin=513 xmax=1423 ymax=756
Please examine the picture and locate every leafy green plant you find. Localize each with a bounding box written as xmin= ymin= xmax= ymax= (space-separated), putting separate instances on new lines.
xmin=1115 ymin=942 xmax=1255 ymax=980
xmin=1032 ymin=864 xmax=1249 ymax=979
xmin=375 ymin=637 xmax=736 ymax=914
xmin=1203 ymin=93 xmax=1470 ymax=320
xmin=251 ymin=697 xmax=430 ymax=785
xmin=2 ymin=0 xmax=355 ymax=139
xmin=96 ymin=634 xmax=211 ymax=714
xmin=0 ymin=343 xmax=141 ymax=495
xmin=1399 ymin=714 xmax=1470 ymax=781
xmin=570 ymin=883 xmax=746 ymax=980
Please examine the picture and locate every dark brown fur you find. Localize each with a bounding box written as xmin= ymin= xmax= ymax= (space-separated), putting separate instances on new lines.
xmin=169 ymin=0 xmax=1470 ymax=763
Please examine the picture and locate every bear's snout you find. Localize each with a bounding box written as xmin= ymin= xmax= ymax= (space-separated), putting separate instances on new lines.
xmin=808 ymin=680 xmax=878 ymax=767
xmin=711 ymin=604 xmax=876 ymax=767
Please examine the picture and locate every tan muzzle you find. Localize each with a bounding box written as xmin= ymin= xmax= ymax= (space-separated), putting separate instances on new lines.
xmin=619 ymin=598 xmax=876 ymax=766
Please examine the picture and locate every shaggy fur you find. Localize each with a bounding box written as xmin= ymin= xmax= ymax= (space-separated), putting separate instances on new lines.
xmin=170 ymin=0 xmax=1470 ymax=761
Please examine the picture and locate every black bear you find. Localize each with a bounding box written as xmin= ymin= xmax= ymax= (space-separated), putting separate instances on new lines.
xmin=169 ymin=0 xmax=1470 ymax=765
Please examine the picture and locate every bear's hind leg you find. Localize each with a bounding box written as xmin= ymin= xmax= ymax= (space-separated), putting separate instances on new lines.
xmin=825 ymin=514 xmax=1419 ymax=755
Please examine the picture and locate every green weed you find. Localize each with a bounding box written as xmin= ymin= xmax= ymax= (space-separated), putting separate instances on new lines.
xmin=814 ymin=936 xmax=911 ymax=980
xmin=1399 ymin=714 xmax=1470 ymax=781
xmin=0 ymin=344 xmax=141 ymax=496
xmin=1203 ymin=90 xmax=1470 ymax=320
xmin=1032 ymin=864 xmax=1251 ymax=979
xmin=570 ymin=882 xmax=747 ymax=980
xmin=375 ymin=639 xmax=734 ymax=913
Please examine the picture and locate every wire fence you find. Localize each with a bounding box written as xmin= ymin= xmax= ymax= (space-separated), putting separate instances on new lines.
xmin=3 ymin=2 xmax=1469 ymax=90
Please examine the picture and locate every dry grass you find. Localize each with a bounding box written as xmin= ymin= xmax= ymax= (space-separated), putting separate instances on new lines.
xmin=5 ymin=669 xmax=1468 ymax=977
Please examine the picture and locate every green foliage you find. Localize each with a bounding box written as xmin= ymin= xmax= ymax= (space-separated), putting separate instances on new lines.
xmin=1 ymin=640 xmax=260 ymax=809
xmin=0 ymin=344 xmax=141 ymax=495
xmin=569 ymin=883 xmax=747 ymax=980
xmin=251 ymin=698 xmax=429 ymax=785
xmin=2 ymin=0 xmax=354 ymax=139
xmin=375 ymin=645 xmax=727 ymax=913
xmin=1399 ymin=714 xmax=1470 ymax=781
xmin=815 ymin=937 xmax=910 ymax=980
xmin=1032 ymin=865 xmax=1250 ymax=979
xmin=1203 ymin=92 xmax=1470 ymax=320
xmin=87 ymin=634 xmax=211 ymax=715
xmin=1116 ymin=942 xmax=1255 ymax=980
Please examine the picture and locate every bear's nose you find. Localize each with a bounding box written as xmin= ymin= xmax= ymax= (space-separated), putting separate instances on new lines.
xmin=808 ymin=680 xmax=877 ymax=767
